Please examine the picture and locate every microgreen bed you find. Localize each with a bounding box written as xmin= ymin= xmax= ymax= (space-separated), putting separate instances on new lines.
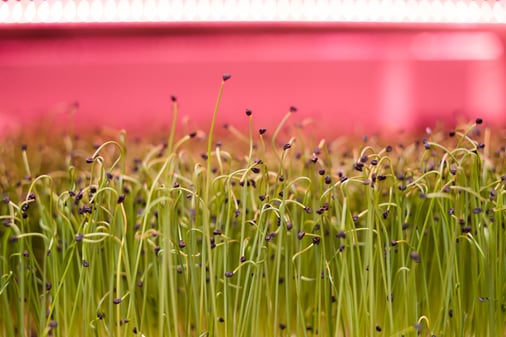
xmin=1 ymin=75 xmax=505 ymax=337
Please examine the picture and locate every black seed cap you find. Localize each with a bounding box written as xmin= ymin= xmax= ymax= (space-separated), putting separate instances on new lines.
xmin=289 ymin=106 xmax=297 ymax=113
xmin=113 ymin=297 xmax=122 ymax=304
xmin=171 ymin=95 xmax=177 ymax=102
xmin=117 ymin=194 xmax=126 ymax=204
xmin=461 ymin=226 xmax=472 ymax=234
xmin=410 ymin=251 xmax=421 ymax=263
xmin=225 ymin=271 xmax=234 ymax=278
xmin=473 ymin=207 xmax=482 ymax=214
xmin=476 ymin=118 xmax=483 ymax=124
xmin=222 ymin=73 xmax=231 ymax=81
xmin=353 ymin=162 xmax=364 ymax=172
xmin=245 ymin=108 xmax=252 ymax=116
xmin=259 ymin=128 xmax=267 ymax=135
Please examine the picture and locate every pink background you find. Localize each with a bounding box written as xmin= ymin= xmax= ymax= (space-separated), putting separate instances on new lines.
xmin=1 ymin=23 xmax=505 ymax=137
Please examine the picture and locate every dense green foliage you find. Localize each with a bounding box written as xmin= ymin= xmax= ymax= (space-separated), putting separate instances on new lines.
xmin=0 ymin=86 xmax=505 ymax=336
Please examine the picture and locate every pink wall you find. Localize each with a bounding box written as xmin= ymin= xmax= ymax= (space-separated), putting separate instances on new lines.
xmin=1 ymin=24 xmax=505 ymax=137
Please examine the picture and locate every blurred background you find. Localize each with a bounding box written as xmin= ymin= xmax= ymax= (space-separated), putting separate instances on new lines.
xmin=1 ymin=0 xmax=506 ymax=137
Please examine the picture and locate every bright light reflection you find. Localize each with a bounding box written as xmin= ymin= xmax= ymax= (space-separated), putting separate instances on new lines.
xmin=130 ymin=0 xmax=144 ymax=21
xmin=63 ymin=1 xmax=77 ymax=22
xmin=11 ymin=2 xmax=23 ymax=23
xmin=0 ymin=2 xmax=8 ymax=23
xmin=493 ymin=1 xmax=506 ymax=22
xmin=37 ymin=1 xmax=51 ymax=22
xmin=117 ymin=0 xmax=131 ymax=21
xmin=143 ymin=0 xmax=158 ymax=21
xmin=50 ymin=1 xmax=63 ymax=22
xmin=170 ymin=0 xmax=184 ymax=21
xmin=77 ymin=0 xmax=91 ymax=22
xmin=157 ymin=1 xmax=170 ymax=20
xmin=90 ymin=0 xmax=104 ymax=22
xmin=481 ymin=2 xmax=493 ymax=23
xmin=24 ymin=2 xmax=37 ymax=22
xmin=1 ymin=0 xmax=506 ymax=24
xmin=405 ymin=0 xmax=417 ymax=22
xmin=103 ymin=0 xmax=117 ymax=21
xmin=468 ymin=1 xmax=481 ymax=23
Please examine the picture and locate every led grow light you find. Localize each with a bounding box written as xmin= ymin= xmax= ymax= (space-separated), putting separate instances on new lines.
xmin=1 ymin=0 xmax=506 ymax=25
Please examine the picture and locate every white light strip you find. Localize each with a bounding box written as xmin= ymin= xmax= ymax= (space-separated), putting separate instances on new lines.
xmin=1 ymin=0 xmax=506 ymax=24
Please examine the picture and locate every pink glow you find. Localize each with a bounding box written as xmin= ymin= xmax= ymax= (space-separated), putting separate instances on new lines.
xmin=1 ymin=25 xmax=505 ymax=138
